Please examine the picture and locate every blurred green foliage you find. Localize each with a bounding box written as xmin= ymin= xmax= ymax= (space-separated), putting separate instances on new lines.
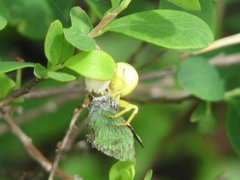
xmin=0 ymin=0 xmax=240 ymax=180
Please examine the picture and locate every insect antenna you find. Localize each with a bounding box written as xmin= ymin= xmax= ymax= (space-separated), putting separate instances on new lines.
xmin=127 ymin=124 xmax=144 ymax=148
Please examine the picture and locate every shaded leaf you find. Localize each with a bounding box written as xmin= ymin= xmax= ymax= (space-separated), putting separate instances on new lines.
xmin=64 ymin=50 xmax=116 ymax=80
xmin=167 ymin=0 xmax=201 ymax=11
xmin=70 ymin=6 xmax=92 ymax=33
xmin=64 ymin=26 xmax=96 ymax=51
xmin=0 ymin=74 xmax=15 ymax=99
xmin=109 ymin=160 xmax=135 ymax=180
xmin=47 ymin=71 xmax=76 ymax=82
xmin=160 ymin=0 xmax=216 ymax=32
xmin=177 ymin=57 xmax=224 ymax=101
xmin=44 ymin=20 xmax=74 ymax=66
xmin=104 ymin=10 xmax=214 ymax=49
xmin=0 ymin=61 xmax=35 ymax=74
xmin=226 ymin=101 xmax=240 ymax=156
xmin=85 ymin=0 xmax=110 ymax=18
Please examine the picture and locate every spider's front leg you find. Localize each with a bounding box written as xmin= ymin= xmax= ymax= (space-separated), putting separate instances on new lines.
xmin=109 ymin=99 xmax=138 ymax=126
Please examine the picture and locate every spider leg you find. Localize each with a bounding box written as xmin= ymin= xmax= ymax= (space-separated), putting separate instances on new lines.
xmin=110 ymin=99 xmax=138 ymax=126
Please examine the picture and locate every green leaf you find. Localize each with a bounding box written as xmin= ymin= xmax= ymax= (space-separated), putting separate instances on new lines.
xmin=69 ymin=7 xmax=92 ymax=33
xmin=0 ymin=61 xmax=35 ymax=74
xmin=1 ymin=0 xmax=75 ymax=39
xmin=104 ymin=10 xmax=214 ymax=49
xmin=0 ymin=74 xmax=15 ymax=99
xmin=0 ymin=1 xmax=7 ymax=30
xmin=177 ymin=57 xmax=224 ymax=101
xmin=191 ymin=102 xmax=206 ymax=123
xmin=64 ymin=26 xmax=96 ymax=51
xmin=160 ymin=0 xmax=216 ymax=33
xmin=144 ymin=169 xmax=153 ymax=180
xmin=197 ymin=112 xmax=217 ymax=134
xmin=64 ymin=50 xmax=116 ymax=80
xmin=167 ymin=0 xmax=201 ymax=11
xmin=226 ymin=101 xmax=240 ymax=156
xmin=47 ymin=71 xmax=76 ymax=82
xmin=33 ymin=64 xmax=48 ymax=79
xmin=109 ymin=161 xmax=135 ymax=180
xmin=44 ymin=20 xmax=74 ymax=66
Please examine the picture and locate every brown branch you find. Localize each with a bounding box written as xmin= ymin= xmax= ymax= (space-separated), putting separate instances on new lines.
xmin=0 ymin=93 xmax=82 ymax=135
xmin=0 ymin=108 xmax=73 ymax=180
xmin=0 ymin=78 xmax=40 ymax=107
xmin=48 ymin=98 xmax=90 ymax=180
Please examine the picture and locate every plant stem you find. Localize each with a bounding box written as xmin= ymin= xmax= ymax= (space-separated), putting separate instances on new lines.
xmin=89 ymin=0 xmax=132 ymax=38
xmin=48 ymin=98 xmax=90 ymax=180
xmin=225 ymin=88 xmax=240 ymax=99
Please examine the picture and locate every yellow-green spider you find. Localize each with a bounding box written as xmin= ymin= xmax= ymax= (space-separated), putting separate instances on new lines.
xmin=85 ymin=62 xmax=139 ymax=126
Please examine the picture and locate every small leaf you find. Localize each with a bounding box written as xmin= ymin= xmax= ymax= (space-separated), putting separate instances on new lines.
xmin=64 ymin=26 xmax=96 ymax=51
xmin=104 ymin=10 xmax=214 ymax=49
xmin=0 ymin=74 xmax=15 ymax=99
xmin=190 ymin=102 xmax=206 ymax=123
xmin=0 ymin=61 xmax=35 ymax=74
xmin=109 ymin=161 xmax=135 ymax=180
xmin=177 ymin=57 xmax=224 ymax=101
xmin=47 ymin=71 xmax=76 ymax=82
xmin=70 ymin=7 xmax=92 ymax=33
xmin=226 ymin=101 xmax=240 ymax=156
xmin=64 ymin=50 xmax=116 ymax=80
xmin=44 ymin=20 xmax=74 ymax=66
xmin=33 ymin=64 xmax=48 ymax=79
xmin=167 ymin=0 xmax=201 ymax=11
xmin=144 ymin=169 xmax=153 ymax=180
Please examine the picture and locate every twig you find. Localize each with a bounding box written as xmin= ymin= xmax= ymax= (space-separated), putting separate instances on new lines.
xmin=209 ymin=52 xmax=240 ymax=66
xmin=89 ymin=0 xmax=131 ymax=38
xmin=191 ymin=33 xmax=240 ymax=55
xmin=0 ymin=78 xmax=40 ymax=107
xmin=48 ymin=98 xmax=90 ymax=180
xmin=0 ymin=93 xmax=81 ymax=135
xmin=0 ymin=108 xmax=73 ymax=180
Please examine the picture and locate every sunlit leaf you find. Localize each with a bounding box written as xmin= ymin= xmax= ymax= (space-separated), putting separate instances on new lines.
xmin=64 ymin=50 xmax=116 ymax=80
xmin=104 ymin=10 xmax=214 ymax=49
xmin=64 ymin=26 xmax=96 ymax=51
xmin=47 ymin=71 xmax=76 ymax=82
xmin=45 ymin=20 xmax=74 ymax=66
xmin=0 ymin=61 xmax=35 ymax=74
xmin=33 ymin=64 xmax=48 ymax=79
xmin=69 ymin=6 xmax=92 ymax=33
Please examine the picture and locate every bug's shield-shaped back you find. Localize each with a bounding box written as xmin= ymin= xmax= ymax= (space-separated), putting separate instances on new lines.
xmin=87 ymin=96 xmax=135 ymax=161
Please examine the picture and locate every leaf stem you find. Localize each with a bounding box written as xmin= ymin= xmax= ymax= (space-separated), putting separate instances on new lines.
xmin=225 ymin=87 xmax=240 ymax=99
xmin=89 ymin=0 xmax=132 ymax=38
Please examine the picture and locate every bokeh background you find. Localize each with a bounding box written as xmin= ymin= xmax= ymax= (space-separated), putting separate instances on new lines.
xmin=0 ymin=0 xmax=240 ymax=179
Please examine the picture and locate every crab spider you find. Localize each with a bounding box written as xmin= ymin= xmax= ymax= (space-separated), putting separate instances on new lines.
xmin=107 ymin=62 xmax=139 ymax=126
xmin=85 ymin=62 xmax=139 ymax=126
